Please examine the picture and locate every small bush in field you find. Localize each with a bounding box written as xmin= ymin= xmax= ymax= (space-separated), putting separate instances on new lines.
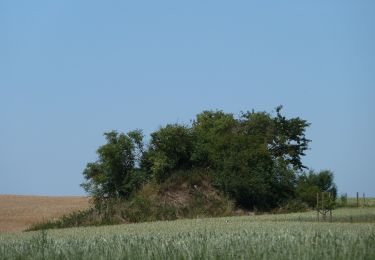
xmin=272 ymin=199 xmax=309 ymax=214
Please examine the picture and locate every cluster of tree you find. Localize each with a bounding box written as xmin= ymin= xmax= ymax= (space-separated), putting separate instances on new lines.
xmin=81 ymin=106 xmax=337 ymax=210
xmin=296 ymin=170 xmax=337 ymax=207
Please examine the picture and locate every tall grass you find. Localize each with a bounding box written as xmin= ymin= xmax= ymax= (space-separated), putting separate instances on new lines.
xmin=336 ymin=195 xmax=375 ymax=208
xmin=1 ymin=208 xmax=375 ymax=259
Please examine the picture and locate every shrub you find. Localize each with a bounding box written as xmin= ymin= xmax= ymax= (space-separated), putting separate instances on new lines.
xmin=271 ymin=199 xmax=309 ymax=214
xmin=146 ymin=124 xmax=194 ymax=182
xmin=296 ymin=170 xmax=337 ymax=208
xmin=81 ymin=130 xmax=147 ymax=200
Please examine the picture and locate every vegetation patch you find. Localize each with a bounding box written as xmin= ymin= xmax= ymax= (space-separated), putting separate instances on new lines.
xmin=28 ymin=107 xmax=341 ymax=231
xmin=27 ymin=171 xmax=234 ymax=231
xmin=3 ymin=208 xmax=375 ymax=259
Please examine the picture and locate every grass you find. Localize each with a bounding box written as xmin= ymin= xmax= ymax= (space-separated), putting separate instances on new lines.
xmin=342 ymin=197 xmax=375 ymax=207
xmin=264 ymin=207 xmax=375 ymax=223
xmin=1 ymin=207 xmax=374 ymax=259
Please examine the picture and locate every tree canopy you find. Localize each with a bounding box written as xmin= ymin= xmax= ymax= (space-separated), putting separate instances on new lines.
xmin=81 ymin=130 xmax=146 ymax=200
xmin=81 ymin=107 xmax=336 ymax=210
xmin=296 ymin=170 xmax=338 ymax=207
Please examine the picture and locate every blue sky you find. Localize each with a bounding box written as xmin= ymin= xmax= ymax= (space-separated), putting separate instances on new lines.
xmin=1 ymin=1 xmax=374 ymax=197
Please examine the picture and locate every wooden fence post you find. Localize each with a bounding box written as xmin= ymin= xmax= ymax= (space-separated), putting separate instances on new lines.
xmin=363 ymin=193 xmax=366 ymax=207
xmin=357 ymin=192 xmax=359 ymax=207
xmin=316 ymin=193 xmax=319 ymax=222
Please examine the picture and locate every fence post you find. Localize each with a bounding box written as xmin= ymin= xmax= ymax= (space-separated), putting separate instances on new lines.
xmin=316 ymin=193 xmax=319 ymax=222
xmin=322 ymin=192 xmax=325 ymax=221
xmin=329 ymin=193 xmax=332 ymax=222
xmin=330 ymin=210 xmax=332 ymax=222
xmin=357 ymin=192 xmax=359 ymax=207
xmin=363 ymin=193 xmax=366 ymax=207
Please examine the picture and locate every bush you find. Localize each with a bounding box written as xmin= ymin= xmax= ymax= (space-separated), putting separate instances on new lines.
xmin=81 ymin=130 xmax=146 ymax=200
xmin=339 ymin=193 xmax=348 ymax=207
xmin=75 ymin=107 xmax=327 ymax=225
xmin=146 ymin=124 xmax=194 ymax=182
xmin=26 ymin=209 xmax=98 ymax=231
xmin=271 ymin=200 xmax=309 ymax=214
xmin=28 ymin=171 xmax=235 ymax=231
xmin=296 ymin=170 xmax=337 ymax=208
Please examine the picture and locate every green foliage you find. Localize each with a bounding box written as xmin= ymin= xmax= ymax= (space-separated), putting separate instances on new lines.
xmin=81 ymin=107 xmax=327 ymax=212
xmin=271 ymin=199 xmax=309 ymax=214
xmin=81 ymin=130 xmax=148 ymax=200
xmin=140 ymin=108 xmax=311 ymax=209
xmin=121 ymin=195 xmax=154 ymax=222
xmin=270 ymin=106 xmax=311 ymax=170
xmin=31 ymin=170 xmax=233 ymax=231
xmin=339 ymin=193 xmax=348 ymax=207
xmin=296 ymin=170 xmax=337 ymax=207
xmin=190 ymin=108 xmax=308 ymax=209
xmin=145 ymin=124 xmax=194 ymax=182
xmin=26 ymin=209 xmax=104 ymax=231
xmin=191 ymin=110 xmax=237 ymax=168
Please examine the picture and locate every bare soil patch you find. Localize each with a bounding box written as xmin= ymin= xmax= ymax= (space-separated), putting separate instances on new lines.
xmin=0 ymin=195 xmax=90 ymax=233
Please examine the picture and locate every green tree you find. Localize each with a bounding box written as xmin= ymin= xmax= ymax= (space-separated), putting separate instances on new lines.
xmin=81 ymin=107 xmax=314 ymax=211
xmin=191 ymin=110 xmax=237 ymax=168
xmin=145 ymin=124 xmax=194 ymax=182
xmin=81 ymin=130 xmax=146 ymax=200
xmin=191 ymin=108 xmax=309 ymax=209
xmin=270 ymin=106 xmax=311 ymax=170
xmin=296 ymin=170 xmax=337 ymax=207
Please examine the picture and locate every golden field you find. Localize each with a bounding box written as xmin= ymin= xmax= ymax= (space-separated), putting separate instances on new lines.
xmin=0 ymin=195 xmax=90 ymax=233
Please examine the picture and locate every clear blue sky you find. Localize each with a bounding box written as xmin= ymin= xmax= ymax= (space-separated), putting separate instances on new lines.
xmin=1 ymin=1 xmax=374 ymax=197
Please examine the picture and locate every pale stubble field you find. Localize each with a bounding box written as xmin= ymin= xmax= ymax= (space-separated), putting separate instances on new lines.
xmin=0 ymin=195 xmax=90 ymax=233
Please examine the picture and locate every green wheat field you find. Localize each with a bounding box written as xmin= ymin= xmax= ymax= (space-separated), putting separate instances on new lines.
xmin=1 ymin=207 xmax=374 ymax=260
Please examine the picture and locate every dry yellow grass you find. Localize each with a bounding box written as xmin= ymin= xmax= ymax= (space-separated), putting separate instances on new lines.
xmin=0 ymin=195 xmax=90 ymax=233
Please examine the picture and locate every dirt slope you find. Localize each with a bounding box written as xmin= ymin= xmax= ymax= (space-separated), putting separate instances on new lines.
xmin=0 ymin=195 xmax=90 ymax=233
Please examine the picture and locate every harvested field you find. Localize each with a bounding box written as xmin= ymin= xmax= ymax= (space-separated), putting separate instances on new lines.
xmin=0 ymin=195 xmax=90 ymax=233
